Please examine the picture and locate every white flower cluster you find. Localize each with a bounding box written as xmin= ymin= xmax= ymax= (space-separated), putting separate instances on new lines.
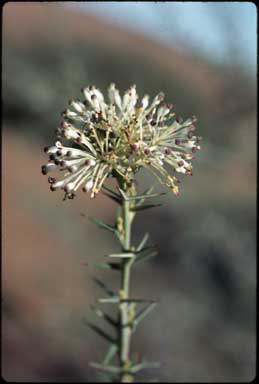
xmin=42 ymin=84 xmax=201 ymax=199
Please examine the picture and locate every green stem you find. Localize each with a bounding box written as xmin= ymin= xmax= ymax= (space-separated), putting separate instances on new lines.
xmin=119 ymin=184 xmax=135 ymax=382
xmin=91 ymin=176 xmax=160 ymax=381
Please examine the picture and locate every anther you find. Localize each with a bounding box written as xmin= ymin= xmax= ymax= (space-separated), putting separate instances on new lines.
xmin=41 ymin=165 xmax=47 ymax=175
xmin=64 ymin=183 xmax=74 ymax=193
xmin=158 ymin=92 xmax=165 ymax=101
xmin=60 ymin=160 xmax=67 ymax=167
xmin=131 ymin=143 xmax=139 ymax=152
xmin=110 ymin=131 xmax=116 ymax=139
xmin=48 ymin=176 xmax=56 ymax=184
xmin=60 ymin=121 xmax=70 ymax=129
xmin=76 ymin=137 xmax=83 ymax=144
xmin=87 ymin=159 xmax=96 ymax=167
xmin=82 ymin=180 xmax=94 ymax=192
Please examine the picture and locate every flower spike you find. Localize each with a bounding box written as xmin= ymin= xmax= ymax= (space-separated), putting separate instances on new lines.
xmin=42 ymin=84 xmax=201 ymax=199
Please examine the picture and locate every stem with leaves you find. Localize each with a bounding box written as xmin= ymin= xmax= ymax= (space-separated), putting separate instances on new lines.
xmin=87 ymin=178 xmax=164 ymax=382
xmin=119 ymin=182 xmax=135 ymax=383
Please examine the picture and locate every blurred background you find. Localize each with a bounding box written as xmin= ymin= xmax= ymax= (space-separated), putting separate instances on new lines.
xmin=2 ymin=2 xmax=256 ymax=382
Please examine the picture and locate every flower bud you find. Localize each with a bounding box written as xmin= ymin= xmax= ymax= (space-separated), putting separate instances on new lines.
xmin=131 ymin=143 xmax=139 ymax=152
xmin=82 ymin=180 xmax=94 ymax=192
xmin=48 ymin=176 xmax=56 ymax=184
xmin=141 ymin=95 xmax=149 ymax=109
xmin=85 ymin=159 xmax=96 ymax=167
xmin=64 ymin=182 xmax=74 ymax=193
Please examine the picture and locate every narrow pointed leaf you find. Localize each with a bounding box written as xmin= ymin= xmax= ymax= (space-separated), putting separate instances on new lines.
xmin=131 ymin=203 xmax=162 ymax=212
xmin=134 ymin=303 xmax=157 ymax=328
xmin=102 ymin=184 xmax=121 ymax=200
xmin=143 ymin=186 xmax=155 ymax=195
xmin=103 ymin=344 xmax=118 ymax=366
xmin=117 ymin=187 xmax=128 ymax=200
xmin=82 ymin=320 xmax=115 ymax=343
xmin=135 ymin=186 xmax=155 ymax=206
xmin=135 ymin=247 xmax=158 ymax=264
xmin=102 ymin=191 xmax=122 ymax=205
xmin=121 ymin=298 xmax=157 ymax=304
xmin=92 ymin=277 xmax=115 ymax=296
xmin=125 ymin=192 xmax=166 ymax=201
xmin=89 ymin=217 xmax=116 ymax=233
xmin=117 ymin=186 xmax=164 ymax=203
xmin=136 ymin=245 xmax=158 ymax=257
xmin=138 ymin=250 xmax=158 ymax=263
xmin=98 ymin=296 xmax=157 ymax=305
xmin=107 ymin=252 xmax=135 ymax=259
xmin=90 ymin=305 xmax=118 ymax=328
xmin=136 ymin=233 xmax=150 ymax=252
xmin=90 ymin=362 xmax=121 ymax=373
xmin=98 ymin=296 xmax=120 ymax=304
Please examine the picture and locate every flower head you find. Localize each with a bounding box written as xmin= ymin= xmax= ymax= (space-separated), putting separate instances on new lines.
xmin=41 ymin=84 xmax=201 ymax=199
